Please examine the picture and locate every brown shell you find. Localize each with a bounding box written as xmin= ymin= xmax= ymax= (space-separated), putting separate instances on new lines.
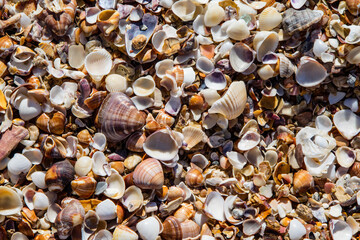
xmin=133 ymin=158 xmax=164 ymax=189
xmin=45 ymin=160 xmax=75 ymax=192
xmin=161 ymin=216 xmax=182 ymax=240
xmin=185 ymin=168 xmax=204 ymax=187
xmin=346 ymin=0 xmax=360 ymax=15
xmin=349 ymin=162 xmax=360 ymax=178
xmin=71 ymin=176 xmax=97 ymax=198
xmin=126 ymin=131 xmax=146 ymax=152
xmin=96 ymin=92 xmax=146 ymax=142
xmin=282 ymin=8 xmax=323 ymax=35
xmin=180 ymin=220 xmax=200 ymax=239
xmin=49 ymin=112 xmax=66 ymax=135
xmin=36 ymin=113 xmax=51 ymax=133
xmin=41 ymin=135 xmax=67 ymax=159
xmin=77 ymin=129 xmax=92 ymax=145
xmin=167 ymin=186 xmax=186 ymax=202
xmin=0 ymin=35 xmax=15 ymax=56
xmin=155 ymin=109 xmax=175 ymax=127
xmin=174 ymin=203 xmax=195 ymax=222
xmin=293 ymin=170 xmax=313 ymax=194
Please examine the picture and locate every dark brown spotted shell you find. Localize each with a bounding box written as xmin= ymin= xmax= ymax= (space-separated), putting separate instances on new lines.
xmin=96 ymin=92 xmax=146 ymax=142
xmin=282 ymin=8 xmax=323 ymax=35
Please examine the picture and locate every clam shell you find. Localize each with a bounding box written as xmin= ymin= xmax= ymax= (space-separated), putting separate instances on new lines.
xmin=288 ymin=219 xmax=306 ymax=240
xmin=105 ymin=74 xmax=128 ymax=93
xmin=204 ymin=3 xmax=225 ymax=27
xmin=171 ymin=0 xmax=197 ymax=21
xmin=204 ymin=191 xmax=225 ymax=222
xmin=243 ymin=219 xmax=261 ymax=236
xmin=229 ymin=43 xmax=255 ymax=73
xmin=104 ymin=169 xmax=125 ymax=199
xmin=296 ymin=57 xmax=327 ymax=87
xmin=121 ymin=185 xmax=143 ymax=212
xmin=68 ymin=45 xmax=85 ymax=69
xmin=7 ymin=153 xmax=32 ymax=176
xmin=133 ymin=158 xmax=164 ymax=189
xmin=196 ymin=56 xmax=214 ymax=74
xmin=226 ymin=19 xmax=250 ymax=41
xmin=335 ymin=146 xmax=356 ymax=168
xmin=75 ymin=156 xmax=93 ymax=177
xmin=113 ymin=225 xmax=138 ymax=240
xmin=96 ymin=92 xmax=146 ymax=142
xmin=330 ymin=220 xmax=352 ymax=240
xmin=143 ymin=129 xmax=180 ymax=161
xmin=84 ymin=49 xmax=112 ymax=82
xmin=182 ymin=126 xmax=207 ymax=150
xmin=253 ymin=31 xmax=279 ymax=62
xmin=136 ymin=216 xmax=163 ymax=240
xmin=132 ymin=76 xmax=156 ymax=97
xmin=0 ymin=186 xmax=23 ymax=215
xmin=259 ymin=7 xmax=282 ymax=31
xmin=315 ymin=115 xmax=332 ymax=133
xmin=204 ymin=69 xmax=227 ymax=90
xmin=208 ymin=81 xmax=247 ymax=120
xmin=333 ymin=110 xmax=360 ymax=140
xmin=347 ymin=46 xmax=360 ymax=64
xmin=237 ymin=131 xmax=261 ymax=151
xmin=95 ymin=199 xmax=117 ymax=221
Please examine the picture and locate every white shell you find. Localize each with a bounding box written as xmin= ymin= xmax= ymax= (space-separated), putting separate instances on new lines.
xmin=155 ymin=59 xmax=174 ymax=78
xmin=229 ymin=43 xmax=255 ymax=73
xmin=204 ymin=3 xmax=225 ymax=27
xmin=347 ymin=46 xmax=360 ymax=64
xmin=131 ymin=96 xmax=154 ymax=111
xmin=208 ymin=81 xmax=247 ymax=120
xmin=182 ymin=126 xmax=207 ymax=150
xmin=259 ymin=7 xmax=282 ymax=31
xmin=291 ymin=0 xmax=307 ymax=9
xmin=315 ymin=115 xmax=332 ymax=133
xmin=31 ymin=171 xmax=47 ymax=189
xmin=226 ymin=19 xmax=249 ymax=41
xmin=245 ymin=147 xmax=264 ymax=167
xmin=242 ymin=219 xmax=261 ymax=236
xmin=0 ymin=186 xmax=23 ymax=215
xmin=11 ymin=232 xmax=29 ymax=240
xmin=288 ymin=219 xmax=306 ymax=240
xmin=92 ymin=151 xmax=109 ymax=176
xmin=204 ymin=69 xmax=227 ymax=90
xmin=333 ymin=109 xmax=360 ymax=140
xmin=105 ymin=74 xmax=128 ymax=93
xmin=132 ymin=76 xmax=156 ymax=97
xmin=94 ymin=230 xmax=113 ymax=240
xmin=18 ymin=96 xmax=42 ymax=121
xmin=296 ymin=57 xmax=327 ymax=87
xmin=253 ymin=31 xmax=279 ymax=62
xmin=329 ymin=92 xmax=345 ymax=104
xmin=136 ymin=216 xmax=163 ymax=240
xmin=171 ymin=0 xmax=196 ymax=21
xmin=85 ymin=7 xmax=101 ymax=24
xmin=344 ymin=98 xmax=359 ymax=112
xmin=68 ymin=45 xmax=86 ymax=69
xmin=121 ymin=185 xmax=143 ymax=212
xmin=224 ymin=195 xmax=241 ymax=225
xmin=84 ymin=49 xmax=112 ymax=82
xmin=335 ymin=146 xmax=356 ymax=168
xmin=204 ymin=191 xmax=225 ymax=222
xmin=75 ymin=156 xmax=93 ymax=177
xmin=330 ymin=220 xmax=352 ymax=240
xmin=196 ymin=56 xmax=214 ymax=74
xmin=237 ymin=131 xmax=261 ymax=151
xmin=226 ymin=151 xmax=247 ymax=170
xmin=304 ymin=152 xmax=335 ymax=177
xmin=113 ymin=225 xmax=139 ymax=240
xmin=33 ymin=192 xmax=49 ymax=210
xmin=92 ymin=132 xmax=107 ymax=151
xmin=143 ymin=129 xmax=180 ymax=161
xmin=7 ymin=153 xmax=32 ymax=176
xmin=95 ymin=199 xmax=117 ymax=221
xmin=257 ymin=64 xmax=275 ymax=80
xmin=191 ymin=154 xmax=210 ymax=169
xmin=313 ymin=39 xmax=328 ymax=58
xmin=104 ymin=169 xmax=125 ymax=199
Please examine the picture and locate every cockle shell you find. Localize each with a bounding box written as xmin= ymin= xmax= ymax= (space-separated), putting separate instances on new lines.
xmin=121 ymin=185 xmax=143 ymax=212
xmin=136 ymin=216 xmax=163 ymax=240
xmin=208 ymin=81 xmax=247 ymax=120
xmin=132 ymin=76 xmax=156 ymax=97
xmin=226 ymin=19 xmax=250 ymax=41
xmin=113 ymin=225 xmax=139 ymax=240
xmin=68 ymin=45 xmax=85 ymax=69
xmin=204 ymin=3 xmax=225 ymax=27
xmin=282 ymin=8 xmax=323 ymax=35
xmin=133 ymin=158 xmax=164 ymax=189
xmin=182 ymin=126 xmax=207 ymax=150
xmin=104 ymin=169 xmax=125 ymax=199
xmin=259 ymin=7 xmax=282 ymax=31
xmin=253 ymin=31 xmax=279 ymax=62
xmin=96 ymin=92 xmax=146 ymax=142
xmin=237 ymin=131 xmax=261 ymax=151
xmin=204 ymin=69 xmax=227 ymax=90
xmin=333 ymin=110 xmax=360 ymax=140
xmin=0 ymin=186 xmax=23 ymax=215
xmin=296 ymin=57 xmax=327 ymax=87
xmin=105 ymin=74 xmax=128 ymax=93
xmin=84 ymin=49 xmax=112 ymax=83
xmin=161 ymin=216 xmax=200 ymax=240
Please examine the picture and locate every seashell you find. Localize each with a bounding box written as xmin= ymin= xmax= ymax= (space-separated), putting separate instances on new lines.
xmin=113 ymin=225 xmax=138 ymax=240
xmin=136 ymin=216 xmax=163 ymax=240
xmin=105 ymin=74 xmax=128 ymax=93
xmin=121 ymin=185 xmax=143 ymax=212
xmin=288 ymin=219 xmax=306 ymax=240
xmin=132 ymin=76 xmax=156 ymax=97
xmin=182 ymin=126 xmax=207 ymax=150
xmin=204 ymin=191 xmax=225 ymax=222
xmin=167 ymin=186 xmax=186 ymax=201
xmin=104 ymin=169 xmax=125 ymax=199
xmin=0 ymin=186 xmax=23 ymax=215
xmin=133 ymin=158 xmax=164 ymax=189
xmin=333 ymin=110 xmax=360 ymax=140
xmin=84 ymin=49 xmax=112 ymax=83
xmin=259 ymin=7 xmax=282 ymax=31
xmin=208 ymin=81 xmax=247 ymax=120
xmin=278 ymin=54 xmax=295 ymax=78
xmin=204 ymin=69 xmax=227 ymax=90
xmin=257 ymin=64 xmax=275 ymax=80
xmin=126 ymin=131 xmax=146 ymax=152
xmin=236 ymin=131 xmax=261 ymax=151
xmin=330 ymin=220 xmax=352 ymax=240
xmin=97 ymin=10 xmax=120 ymax=36
xmin=315 ymin=115 xmax=332 ymax=133
xmin=293 ymin=170 xmax=313 ymax=194
xmin=68 ymin=45 xmax=85 ymax=69
xmin=36 ymin=113 xmax=50 ymax=133
xmin=125 ymin=14 xmax=158 ymax=58
xmin=0 ymin=35 xmax=15 ymax=57
xmin=49 ymin=112 xmax=66 ymax=135
xmin=171 ymin=0 xmax=197 ymax=21
xmin=11 ymin=232 xmax=28 ymax=240
xmin=296 ymin=57 xmax=327 ymax=87
xmin=98 ymin=0 xmax=117 ymax=9
xmin=33 ymin=192 xmax=50 ymax=210
xmin=93 ymin=230 xmax=112 ymax=240
xmin=253 ymin=31 xmax=279 ymax=62
xmin=242 ymin=219 xmax=261 ymax=236
xmin=226 ymin=19 xmax=250 ymax=41
xmin=8 ymin=46 xmax=35 ymax=76
xmin=185 ymin=168 xmax=204 ymax=187
xmin=291 ymin=0 xmax=307 ymax=9
xmin=31 ymin=171 xmax=47 ymax=189
xmin=282 ymin=8 xmax=323 ymax=35
xmin=143 ymin=129 xmax=180 ymax=161
xmin=204 ymin=3 xmax=225 ymax=27
xmin=189 ymin=95 xmax=204 ymax=110
xmin=7 ymin=153 xmax=32 ymax=180
xmin=95 ymin=199 xmax=117 ymax=221
xmin=0 ymin=60 xmax=7 ymax=78
xmin=45 ymin=160 xmax=75 ymax=192
xmin=229 ymin=43 xmax=256 ymax=73
xmin=96 ymin=92 xmax=146 ymax=142
xmin=71 ymin=176 xmax=97 ymax=198
xmin=335 ymin=146 xmax=356 ymax=168
xmin=155 ymin=110 xmax=175 ymax=127
xmin=75 ymin=156 xmax=93 ymax=177
xmin=245 ymin=147 xmax=264 ymax=167
xmin=55 ymin=199 xmax=85 ymax=240
xmin=124 ymin=154 xmax=142 ymax=170
xmin=346 ymin=0 xmax=360 ymax=15
xmin=227 ymin=151 xmax=247 ymax=170
xmin=174 ymin=203 xmax=195 ymax=222
xmin=41 ymin=135 xmax=67 ymax=159
xmin=77 ymin=129 xmax=92 ymax=145
xmin=161 ymin=216 xmax=200 ymax=240
xmin=304 ymin=152 xmax=335 ymax=177
xmin=349 ymin=162 xmax=360 ymax=177
xmin=196 ymin=56 xmax=214 ymax=74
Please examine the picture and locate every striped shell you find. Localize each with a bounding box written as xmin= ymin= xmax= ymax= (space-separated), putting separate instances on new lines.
xmin=282 ymin=8 xmax=323 ymax=35
xmin=133 ymin=158 xmax=164 ymax=189
xmin=96 ymin=92 xmax=146 ymax=142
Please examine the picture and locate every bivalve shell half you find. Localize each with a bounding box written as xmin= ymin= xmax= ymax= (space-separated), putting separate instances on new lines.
xmin=226 ymin=19 xmax=250 ymax=41
xmin=121 ymin=185 xmax=143 ymax=212
xmin=204 ymin=3 xmax=225 ymax=27
xmin=104 ymin=169 xmax=125 ymax=199
xmin=182 ymin=126 xmax=207 ymax=150
xmin=132 ymin=76 xmax=156 ymax=97
xmin=229 ymin=43 xmax=255 ymax=73
xmin=84 ymin=49 xmax=112 ymax=83
xmin=133 ymin=158 xmax=164 ymax=189
xmin=253 ymin=31 xmax=279 ymax=62
xmin=136 ymin=216 xmax=163 ymax=240
xmin=259 ymin=7 xmax=282 ymax=31
xmin=243 ymin=219 xmax=261 ymax=236
xmin=113 ymin=225 xmax=138 ymax=240
xmin=335 ymin=146 xmax=356 ymax=168
xmin=68 ymin=45 xmax=85 ymax=69
xmin=296 ymin=57 xmax=327 ymax=87
xmin=105 ymin=74 xmax=128 ymax=93
xmin=0 ymin=186 xmax=23 ymax=215
xmin=333 ymin=110 xmax=360 ymax=140
xmin=143 ymin=129 xmax=180 ymax=161
xmin=330 ymin=220 xmax=352 ymax=240
xmin=171 ymin=0 xmax=197 ymax=22
xmin=204 ymin=191 xmax=225 ymax=222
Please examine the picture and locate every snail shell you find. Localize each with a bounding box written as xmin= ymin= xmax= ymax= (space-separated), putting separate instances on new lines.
xmin=45 ymin=160 xmax=75 ymax=192
xmin=133 ymin=158 xmax=164 ymax=189
xmin=96 ymin=92 xmax=146 ymax=142
xmin=71 ymin=176 xmax=97 ymax=198
xmin=173 ymin=203 xmax=195 ymax=222
xmin=293 ymin=169 xmax=313 ymax=194
xmin=161 ymin=216 xmax=200 ymax=240
xmin=185 ymin=168 xmax=204 ymax=187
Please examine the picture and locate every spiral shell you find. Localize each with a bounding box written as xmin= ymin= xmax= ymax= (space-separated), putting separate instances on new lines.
xmin=96 ymin=92 xmax=147 ymax=142
xmin=133 ymin=158 xmax=164 ymax=189
xmin=293 ymin=170 xmax=313 ymax=194
xmin=71 ymin=176 xmax=97 ymax=198
xmin=185 ymin=168 xmax=204 ymax=187
xmin=45 ymin=160 xmax=75 ymax=192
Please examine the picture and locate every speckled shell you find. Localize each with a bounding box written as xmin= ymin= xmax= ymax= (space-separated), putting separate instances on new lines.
xmin=133 ymin=158 xmax=164 ymax=189
xmin=45 ymin=160 xmax=75 ymax=192
xmin=282 ymin=8 xmax=323 ymax=35
xmin=96 ymin=92 xmax=146 ymax=142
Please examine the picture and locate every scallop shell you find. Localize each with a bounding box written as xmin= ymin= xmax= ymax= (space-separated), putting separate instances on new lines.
xmin=96 ymin=92 xmax=146 ymax=142
xmin=259 ymin=7 xmax=282 ymax=31
xmin=133 ymin=158 xmax=164 ymax=189
xmin=0 ymin=186 xmax=23 ymax=215
xmin=253 ymin=31 xmax=279 ymax=62
xmin=296 ymin=57 xmax=327 ymax=87
xmin=208 ymin=81 xmax=247 ymax=120
xmin=84 ymin=49 xmax=112 ymax=83
xmin=333 ymin=110 xmax=360 ymax=140
xmin=182 ymin=126 xmax=207 ymax=150
xmin=229 ymin=43 xmax=256 ymax=73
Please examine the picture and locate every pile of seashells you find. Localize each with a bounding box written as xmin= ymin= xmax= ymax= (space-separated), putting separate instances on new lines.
xmin=1 ymin=0 xmax=360 ymax=239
